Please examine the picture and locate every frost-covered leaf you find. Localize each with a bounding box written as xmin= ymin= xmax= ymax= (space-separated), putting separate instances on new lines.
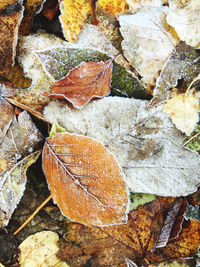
xmin=44 ymin=97 xmax=200 ymax=196
xmin=35 ymin=45 xmax=149 ymax=99
xmin=184 ymin=205 xmax=200 ymax=222
xmin=59 ymin=0 xmax=93 ymax=43
xmin=97 ymin=0 xmax=126 ymax=15
xmin=151 ymin=42 xmax=200 ymax=106
xmin=129 ymin=193 xmax=156 ymax=211
xmin=166 ymin=0 xmax=200 ymax=48
xmin=0 ymin=151 xmax=41 ymax=227
xmin=0 ymin=1 xmax=24 ymax=77
xmin=43 ymin=132 xmax=129 ymax=226
xmin=49 ymin=60 xmax=112 ymax=108
xmin=127 ymin=0 xmax=163 ymax=10
xmin=119 ymin=8 xmax=179 ymax=86
xmin=19 ymin=231 xmax=69 ymax=266
xmin=0 ymin=111 xmax=42 ymax=173
xmin=163 ymin=94 xmax=199 ymax=135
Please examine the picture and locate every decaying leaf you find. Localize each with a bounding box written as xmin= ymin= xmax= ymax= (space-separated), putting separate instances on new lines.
xmin=42 ymin=132 xmax=129 ymax=226
xmin=44 ymin=97 xmax=200 ymax=196
xmin=151 ymin=42 xmax=200 ymax=106
xmin=0 ymin=110 xmax=42 ymax=173
xmin=0 ymin=0 xmax=24 ymax=77
xmin=166 ymin=0 xmax=200 ymax=48
xmin=184 ymin=205 xmax=200 ymax=222
xmin=59 ymin=0 xmax=93 ymax=42
xmin=7 ymin=63 xmax=32 ymax=89
xmin=49 ymin=60 xmax=112 ymax=108
xmin=119 ymin=8 xmax=179 ymax=86
xmin=65 ymin=198 xmax=200 ymax=266
xmin=163 ymin=94 xmax=199 ymax=135
xmin=0 ymin=151 xmax=41 ymax=227
xmin=19 ymin=231 xmax=69 ymax=266
xmin=97 ymin=0 xmax=126 ymax=15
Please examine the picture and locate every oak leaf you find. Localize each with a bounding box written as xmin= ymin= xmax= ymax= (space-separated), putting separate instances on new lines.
xmin=0 ymin=1 xmax=23 ymax=77
xmin=19 ymin=231 xmax=69 ymax=266
xmin=0 ymin=151 xmax=41 ymax=227
xmin=44 ymin=97 xmax=200 ymax=197
xmin=59 ymin=0 xmax=93 ymax=43
xmin=65 ymin=197 xmax=200 ymax=266
xmin=42 ymin=132 xmax=129 ymax=226
xmin=49 ymin=60 xmax=112 ymax=108
xmin=163 ymin=94 xmax=199 ymax=135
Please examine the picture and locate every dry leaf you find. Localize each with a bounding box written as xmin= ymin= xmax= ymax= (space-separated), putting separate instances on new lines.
xmin=44 ymin=97 xmax=200 ymax=196
xmin=166 ymin=0 xmax=200 ymax=48
xmin=42 ymin=132 xmax=129 ymax=226
xmin=19 ymin=231 xmax=69 ymax=266
xmin=163 ymin=94 xmax=199 ymax=135
xmin=65 ymin=197 xmax=200 ymax=266
xmin=119 ymin=8 xmax=179 ymax=86
xmin=0 ymin=151 xmax=41 ymax=227
xmin=0 ymin=1 xmax=24 ymax=77
xmin=97 ymin=0 xmax=126 ymax=15
xmin=59 ymin=0 xmax=93 ymax=43
xmin=49 ymin=60 xmax=112 ymax=108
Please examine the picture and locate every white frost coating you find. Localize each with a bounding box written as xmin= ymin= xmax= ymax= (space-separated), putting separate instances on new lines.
xmin=119 ymin=8 xmax=179 ymax=86
xmin=126 ymin=0 xmax=162 ymax=10
xmin=166 ymin=0 xmax=200 ymax=48
xmin=44 ymin=97 xmax=200 ymax=197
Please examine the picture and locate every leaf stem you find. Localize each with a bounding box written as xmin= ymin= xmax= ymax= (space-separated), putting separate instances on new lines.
xmin=14 ymin=195 xmax=52 ymax=236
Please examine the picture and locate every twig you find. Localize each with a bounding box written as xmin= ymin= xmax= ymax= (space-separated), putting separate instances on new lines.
xmin=14 ymin=195 xmax=52 ymax=236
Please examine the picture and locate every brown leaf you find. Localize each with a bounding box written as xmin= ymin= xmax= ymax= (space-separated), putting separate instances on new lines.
xmin=65 ymin=197 xmax=200 ymax=266
xmin=0 ymin=1 xmax=23 ymax=77
xmin=42 ymin=132 xmax=129 ymax=226
xmin=49 ymin=60 xmax=113 ymax=108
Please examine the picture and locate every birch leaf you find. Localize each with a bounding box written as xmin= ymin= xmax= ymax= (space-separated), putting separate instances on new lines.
xmin=44 ymin=97 xmax=200 ymax=197
xmin=19 ymin=231 xmax=69 ymax=266
xmin=119 ymin=8 xmax=179 ymax=86
xmin=166 ymin=0 xmax=200 ymax=48
xmin=42 ymin=132 xmax=129 ymax=226
xmin=163 ymin=94 xmax=199 ymax=135
xmin=49 ymin=60 xmax=112 ymax=108
xmin=59 ymin=0 xmax=93 ymax=43
xmin=0 ymin=150 xmax=41 ymax=227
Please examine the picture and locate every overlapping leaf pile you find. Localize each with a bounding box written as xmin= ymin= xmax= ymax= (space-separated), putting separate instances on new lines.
xmin=0 ymin=0 xmax=200 ymax=266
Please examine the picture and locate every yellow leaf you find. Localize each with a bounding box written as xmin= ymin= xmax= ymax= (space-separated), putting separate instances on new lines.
xmin=97 ymin=0 xmax=126 ymax=15
xmin=19 ymin=231 xmax=69 ymax=267
xmin=59 ymin=0 xmax=93 ymax=42
xmin=163 ymin=94 xmax=199 ymax=135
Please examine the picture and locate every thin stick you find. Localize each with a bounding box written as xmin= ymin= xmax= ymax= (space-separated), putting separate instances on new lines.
xmin=183 ymin=131 xmax=200 ymax=147
xmin=14 ymin=195 xmax=52 ymax=236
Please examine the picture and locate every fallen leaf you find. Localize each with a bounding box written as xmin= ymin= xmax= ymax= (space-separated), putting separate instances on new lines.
xmin=19 ymin=231 xmax=69 ymax=266
xmin=42 ymin=132 xmax=129 ymax=226
xmin=59 ymin=0 xmax=94 ymax=42
xmin=19 ymin=0 xmax=46 ymax=35
xmin=42 ymin=0 xmax=59 ymax=20
xmin=0 ymin=110 xmax=42 ymax=173
xmin=150 ymin=42 xmax=200 ymax=107
xmin=44 ymin=97 xmax=200 ymax=196
xmin=7 ymin=63 xmax=32 ymax=89
xmin=184 ymin=205 xmax=200 ymax=222
xmin=0 ymin=151 xmax=41 ymax=227
xmin=0 ymin=1 xmax=24 ymax=77
xmin=129 ymin=193 xmax=156 ymax=211
xmin=127 ymin=0 xmax=163 ymax=10
xmin=163 ymin=94 xmax=199 ymax=135
xmin=166 ymin=0 xmax=200 ymax=48
xmin=49 ymin=60 xmax=112 ymax=108
xmin=119 ymin=8 xmax=179 ymax=86
xmin=65 ymin=198 xmax=200 ymax=266
xmin=97 ymin=0 xmax=126 ymax=15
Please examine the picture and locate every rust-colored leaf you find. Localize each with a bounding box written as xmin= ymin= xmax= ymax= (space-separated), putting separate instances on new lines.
xmin=0 ymin=1 xmax=23 ymax=77
xmin=50 ymin=60 xmax=112 ymax=108
xmin=65 ymin=197 xmax=200 ymax=266
xmin=42 ymin=132 xmax=129 ymax=226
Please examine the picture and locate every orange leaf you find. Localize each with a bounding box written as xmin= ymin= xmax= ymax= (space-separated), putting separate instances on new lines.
xmin=42 ymin=132 xmax=129 ymax=226
xmin=65 ymin=197 xmax=200 ymax=266
xmin=50 ymin=60 xmax=112 ymax=108
xmin=97 ymin=0 xmax=126 ymax=15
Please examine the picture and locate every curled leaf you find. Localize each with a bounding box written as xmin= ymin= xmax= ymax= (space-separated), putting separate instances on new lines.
xmin=49 ymin=60 xmax=112 ymax=108
xmin=42 ymin=132 xmax=129 ymax=226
